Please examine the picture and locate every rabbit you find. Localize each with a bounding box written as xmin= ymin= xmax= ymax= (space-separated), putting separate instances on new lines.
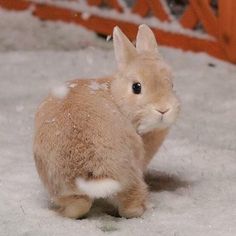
xmin=33 ymin=24 xmax=180 ymax=219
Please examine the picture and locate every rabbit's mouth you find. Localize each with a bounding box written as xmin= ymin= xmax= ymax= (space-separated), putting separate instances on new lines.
xmin=135 ymin=110 xmax=176 ymax=135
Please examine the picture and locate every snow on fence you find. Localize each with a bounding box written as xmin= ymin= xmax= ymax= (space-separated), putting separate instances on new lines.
xmin=0 ymin=0 xmax=235 ymax=63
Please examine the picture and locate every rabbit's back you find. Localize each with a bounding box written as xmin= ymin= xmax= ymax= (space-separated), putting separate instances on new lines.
xmin=33 ymin=78 xmax=144 ymax=197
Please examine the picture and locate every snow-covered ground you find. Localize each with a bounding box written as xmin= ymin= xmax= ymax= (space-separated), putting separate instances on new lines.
xmin=0 ymin=8 xmax=236 ymax=236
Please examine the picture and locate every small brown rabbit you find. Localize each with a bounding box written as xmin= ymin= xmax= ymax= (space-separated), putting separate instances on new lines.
xmin=33 ymin=24 xmax=180 ymax=219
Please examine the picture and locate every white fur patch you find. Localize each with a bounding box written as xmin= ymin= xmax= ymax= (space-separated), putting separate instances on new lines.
xmin=76 ymin=178 xmax=121 ymax=199
xmin=137 ymin=113 xmax=162 ymax=134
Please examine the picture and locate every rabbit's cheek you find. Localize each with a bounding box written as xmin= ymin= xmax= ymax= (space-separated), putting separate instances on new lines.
xmin=162 ymin=108 xmax=179 ymax=127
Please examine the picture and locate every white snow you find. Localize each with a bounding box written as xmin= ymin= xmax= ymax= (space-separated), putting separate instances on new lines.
xmin=0 ymin=8 xmax=236 ymax=236
xmin=68 ymin=83 xmax=77 ymax=88
xmin=16 ymin=105 xmax=24 ymax=112
xmin=81 ymin=12 xmax=91 ymax=20
xmin=51 ymin=84 xmax=69 ymax=99
xmin=88 ymin=81 xmax=108 ymax=91
xmin=106 ymin=35 xmax=112 ymax=42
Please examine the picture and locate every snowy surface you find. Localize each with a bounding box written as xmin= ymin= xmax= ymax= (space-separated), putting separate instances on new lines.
xmin=0 ymin=8 xmax=236 ymax=236
xmin=0 ymin=9 xmax=109 ymax=51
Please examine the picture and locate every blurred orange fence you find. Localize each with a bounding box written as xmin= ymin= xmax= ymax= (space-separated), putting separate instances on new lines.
xmin=0 ymin=0 xmax=235 ymax=63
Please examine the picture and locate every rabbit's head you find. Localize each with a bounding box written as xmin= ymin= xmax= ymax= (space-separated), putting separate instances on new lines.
xmin=111 ymin=25 xmax=180 ymax=134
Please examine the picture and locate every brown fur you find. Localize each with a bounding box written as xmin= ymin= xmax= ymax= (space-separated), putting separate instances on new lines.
xmin=33 ymin=25 xmax=180 ymax=218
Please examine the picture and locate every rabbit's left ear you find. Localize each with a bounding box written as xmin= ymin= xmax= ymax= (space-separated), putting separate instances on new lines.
xmin=136 ymin=24 xmax=159 ymax=54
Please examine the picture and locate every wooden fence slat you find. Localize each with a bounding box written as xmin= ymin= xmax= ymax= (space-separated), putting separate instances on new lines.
xmin=87 ymin=0 xmax=102 ymax=6
xmin=218 ymin=0 xmax=236 ymax=62
xmin=88 ymin=0 xmax=122 ymax=11
xmin=180 ymin=5 xmax=198 ymax=29
xmin=0 ymin=0 xmax=30 ymax=10
xmin=106 ymin=0 xmax=123 ymax=12
xmin=147 ymin=0 xmax=170 ymax=22
xmin=132 ymin=0 xmax=149 ymax=17
xmin=180 ymin=0 xmax=211 ymax=29
xmin=190 ymin=0 xmax=218 ymax=37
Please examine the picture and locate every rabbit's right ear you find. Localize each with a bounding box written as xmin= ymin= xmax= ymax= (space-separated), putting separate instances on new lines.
xmin=113 ymin=26 xmax=137 ymax=70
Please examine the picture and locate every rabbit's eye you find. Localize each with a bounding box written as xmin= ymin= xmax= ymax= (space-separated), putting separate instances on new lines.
xmin=132 ymin=82 xmax=141 ymax=94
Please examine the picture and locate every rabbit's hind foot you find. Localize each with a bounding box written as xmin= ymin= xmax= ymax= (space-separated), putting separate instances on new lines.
xmin=55 ymin=194 xmax=92 ymax=219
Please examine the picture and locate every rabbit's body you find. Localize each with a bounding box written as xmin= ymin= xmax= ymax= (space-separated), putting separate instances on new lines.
xmin=33 ymin=25 xmax=180 ymax=219
xmin=34 ymin=78 xmax=145 ymax=195
xmin=34 ymin=78 xmax=149 ymax=218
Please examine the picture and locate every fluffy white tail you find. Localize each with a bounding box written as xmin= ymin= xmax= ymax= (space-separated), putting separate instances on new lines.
xmin=76 ymin=178 xmax=121 ymax=198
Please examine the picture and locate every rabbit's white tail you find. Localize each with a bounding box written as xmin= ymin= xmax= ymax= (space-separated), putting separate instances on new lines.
xmin=76 ymin=178 xmax=121 ymax=198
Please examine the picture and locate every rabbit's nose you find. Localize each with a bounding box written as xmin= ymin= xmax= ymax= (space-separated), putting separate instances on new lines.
xmin=156 ymin=108 xmax=169 ymax=115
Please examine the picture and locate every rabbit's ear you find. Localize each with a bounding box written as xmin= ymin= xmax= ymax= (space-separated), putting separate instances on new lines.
xmin=136 ymin=24 xmax=159 ymax=54
xmin=113 ymin=26 xmax=137 ymax=70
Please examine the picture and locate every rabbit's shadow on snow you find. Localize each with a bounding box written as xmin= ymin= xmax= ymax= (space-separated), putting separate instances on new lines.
xmin=144 ymin=169 xmax=189 ymax=192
